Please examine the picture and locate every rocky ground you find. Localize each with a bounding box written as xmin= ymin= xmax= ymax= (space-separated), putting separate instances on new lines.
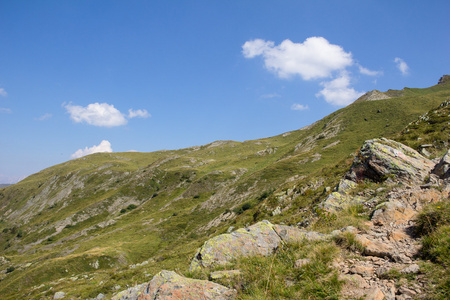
xmin=111 ymin=138 xmax=450 ymax=299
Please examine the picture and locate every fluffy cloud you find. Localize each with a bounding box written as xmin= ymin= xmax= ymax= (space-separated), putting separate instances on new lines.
xmin=394 ymin=57 xmax=409 ymax=75
xmin=71 ymin=140 xmax=113 ymax=159
xmin=65 ymin=102 xmax=149 ymax=127
xmin=0 ymin=88 xmax=7 ymax=97
xmin=291 ymin=103 xmax=309 ymax=111
xmin=316 ymin=72 xmax=364 ymax=106
xmin=242 ymin=37 xmax=354 ymax=80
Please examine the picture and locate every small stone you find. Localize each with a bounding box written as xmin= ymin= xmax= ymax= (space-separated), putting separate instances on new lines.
xmin=398 ymin=286 xmax=417 ymax=297
xmin=350 ymin=265 xmax=374 ymax=277
xmin=365 ymin=287 xmax=385 ymax=300
xmin=53 ymin=291 xmax=65 ymax=299
xmin=400 ymin=264 xmax=419 ymax=274
xmin=294 ymin=258 xmax=311 ymax=268
xmin=96 ymin=293 xmax=105 ymax=300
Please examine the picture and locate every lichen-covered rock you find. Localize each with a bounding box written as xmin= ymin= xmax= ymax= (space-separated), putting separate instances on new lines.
xmin=190 ymin=220 xmax=281 ymax=272
xmin=190 ymin=220 xmax=332 ymax=272
xmin=346 ymin=138 xmax=434 ymax=183
xmin=334 ymin=179 xmax=357 ymax=193
xmin=136 ymin=270 xmax=236 ymax=300
xmin=209 ymin=270 xmax=241 ymax=281
xmin=319 ymin=192 xmax=366 ymax=212
xmin=273 ymin=224 xmax=331 ymax=242
xmin=112 ymin=283 xmax=148 ymax=300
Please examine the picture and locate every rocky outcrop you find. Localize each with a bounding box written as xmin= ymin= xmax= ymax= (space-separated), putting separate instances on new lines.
xmin=432 ymin=150 xmax=450 ymax=179
xmin=190 ymin=220 xmax=330 ymax=272
xmin=346 ymin=138 xmax=434 ymax=183
xmin=336 ymin=185 xmax=450 ymax=300
xmin=113 ymin=271 xmax=236 ymax=300
xmin=357 ymin=90 xmax=391 ymax=102
xmin=437 ymin=74 xmax=450 ymax=85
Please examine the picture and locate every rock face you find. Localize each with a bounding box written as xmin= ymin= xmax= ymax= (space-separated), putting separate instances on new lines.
xmin=346 ymin=138 xmax=434 ymax=183
xmin=190 ymin=220 xmax=330 ymax=272
xmin=432 ymin=150 xmax=450 ymax=179
xmin=135 ymin=270 xmax=236 ymax=300
xmin=357 ymin=90 xmax=391 ymax=102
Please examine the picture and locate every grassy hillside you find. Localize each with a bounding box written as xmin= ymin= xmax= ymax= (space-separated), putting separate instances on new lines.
xmin=0 ymin=77 xmax=449 ymax=299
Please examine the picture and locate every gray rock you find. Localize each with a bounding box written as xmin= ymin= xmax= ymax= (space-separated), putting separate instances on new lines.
xmin=400 ymin=264 xmax=420 ymax=274
xmin=190 ymin=220 xmax=282 ymax=272
xmin=138 ymin=270 xmax=236 ymax=300
xmin=346 ymin=138 xmax=434 ymax=183
xmin=111 ymin=283 xmax=147 ymax=300
xmin=319 ymin=192 xmax=366 ymax=213
xmin=190 ymin=221 xmax=331 ymax=272
xmin=53 ymin=291 xmax=65 ymax=299
xmin=432 ymin=150 xmax=450 ymax=179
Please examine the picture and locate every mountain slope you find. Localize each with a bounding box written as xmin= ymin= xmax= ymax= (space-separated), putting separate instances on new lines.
xmin=0 ymin=76 xmax=449 ymax=299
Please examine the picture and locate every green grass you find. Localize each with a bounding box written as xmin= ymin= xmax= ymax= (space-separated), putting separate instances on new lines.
xmin=200 ymin=240 xmax=343 ymax=300
xmin=415 ymin=196 xmax=450 ymax=299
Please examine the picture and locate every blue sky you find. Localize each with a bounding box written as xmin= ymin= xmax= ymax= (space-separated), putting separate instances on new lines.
xmin=1 ymin=0 xmax=449 ymax=183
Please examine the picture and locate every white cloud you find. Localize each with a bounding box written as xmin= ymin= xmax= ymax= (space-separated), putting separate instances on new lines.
xmin=0 ymin=107 xmax=12 ymax=114
xmin=316 ymin=72 xmax=365 ymax=106
xmin=71 ymin=140 xmax=113 ymax=159
xmin=0 ymin=88 xmax=7 ymax=97
xmin=65 ymin=102 xmax=127 ymax=127
xmin=36 ymin=113 xmax=52 ymax=121
xmin=291 ymin=103 xmax=309 ymax=111
xmin=128 ymin=108 xmax=150 ymax=118
xmin=358 ymin=65 xmax=383 ymax=76
xmin=242 ymin=37 xmax=354 ymax=80
xmin=394 ymin=57 xmax=409 ymax=75
xmin=65 ymin=102 xmax=150 ymax=127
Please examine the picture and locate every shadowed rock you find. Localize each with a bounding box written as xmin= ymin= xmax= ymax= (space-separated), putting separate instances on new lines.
xmin=432 ymin=150 xmax=450 ymax=179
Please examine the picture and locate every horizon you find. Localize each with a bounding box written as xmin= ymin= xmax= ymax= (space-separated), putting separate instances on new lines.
xmin=1 ymin=1 xmax=449 ymax=184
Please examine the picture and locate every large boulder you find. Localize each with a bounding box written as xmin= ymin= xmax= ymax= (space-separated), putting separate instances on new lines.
xmin=346 ymin=138 xmax=434 ymax=183
xmin=190 ymin=220 xmax=331 ymax=272
xmin=190 ymin=220 xmax=281 ymax=272
xmin=135 ymin=270 xmax=236 ymax=300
